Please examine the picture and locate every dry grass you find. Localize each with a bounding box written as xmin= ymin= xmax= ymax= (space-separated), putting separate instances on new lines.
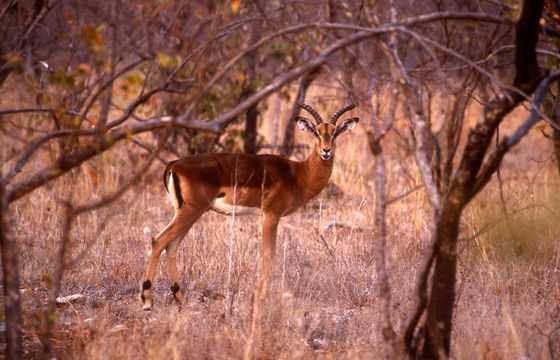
xmin=2 ymin=99 xmax=560 ymax=359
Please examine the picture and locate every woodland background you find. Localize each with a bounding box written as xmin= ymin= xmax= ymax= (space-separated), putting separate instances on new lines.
xmin=1 ymin=0 xmax=560 ymax=359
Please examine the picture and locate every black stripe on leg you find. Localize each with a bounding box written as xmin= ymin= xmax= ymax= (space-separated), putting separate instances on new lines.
xmin=170 ymin=282 xmax=180 ymax=295
xmin=142 ymin=280 xmax=152 ymax=290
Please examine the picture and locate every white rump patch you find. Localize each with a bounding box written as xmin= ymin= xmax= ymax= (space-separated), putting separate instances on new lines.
xmin=210 ymin=198 xmax=258 ymax=215
xmin=167 ymin=173 xmax=180 ymax=208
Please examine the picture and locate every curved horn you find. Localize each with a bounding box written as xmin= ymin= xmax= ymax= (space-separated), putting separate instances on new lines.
xmin=329 ymin=102 xmax=356 ymax=124
xmin=300 ymin=103 xmax=324 ymax=125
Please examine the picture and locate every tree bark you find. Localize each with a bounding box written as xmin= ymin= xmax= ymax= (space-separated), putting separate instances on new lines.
xmin=244 ymin=100 xmax=258 ymax=154
xmin=280 ymin=68 xmax=321 ymax=157
xmin=552 ymin=120 xmax=560 ymax=179
xmin=243 ymin=55 xmax=258 ymax=154
xmin=514 ymin=0 xmax=544 ymax=88
xmin=243 ymin=5 xmax=260 ymax=155
xmin=0 ymin=177 xmax=22 ymax=360
xmin=546 ymin=82 xmax=560 ymax=178
xmin=421 ymin=202 xmax=461 ymax=358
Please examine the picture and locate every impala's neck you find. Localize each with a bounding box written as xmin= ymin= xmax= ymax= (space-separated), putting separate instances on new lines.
xmin=297 ymin=145 xmax=334 ymax=200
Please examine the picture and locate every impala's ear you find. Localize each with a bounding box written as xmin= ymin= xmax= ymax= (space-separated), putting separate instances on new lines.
xmin=333 ymin=117 xmax=359 ymax=138
xmin=296 ymin=117 xmax=319 ymax=136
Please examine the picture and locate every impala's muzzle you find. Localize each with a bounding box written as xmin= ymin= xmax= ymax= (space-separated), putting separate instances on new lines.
xmin=321 ymin=148 xmax=332 ymax=160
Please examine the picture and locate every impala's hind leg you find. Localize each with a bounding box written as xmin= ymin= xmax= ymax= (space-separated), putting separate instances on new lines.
xmin=140 ymin=209 xmax=204 ymax=310
xmin=166 ymin=237 xmax=185 ymax=306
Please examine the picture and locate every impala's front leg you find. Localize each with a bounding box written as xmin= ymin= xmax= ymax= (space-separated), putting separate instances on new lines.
xmin=257 ymin=214 xmax=280 ymax=300
xmin=245 ymin=213 xmax=280 ymax=359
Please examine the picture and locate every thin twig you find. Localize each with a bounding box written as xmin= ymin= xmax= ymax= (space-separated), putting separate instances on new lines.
xmin=386 ymin=185 xmax=422 ymax=205
xmin=130 ymin=138 xmax=167 ymax=165
xmin=313 ymin=227 xmax=335 ymax=258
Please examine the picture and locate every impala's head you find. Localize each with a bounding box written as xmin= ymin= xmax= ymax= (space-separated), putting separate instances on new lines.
xmin=296 ymin=102 xmax=359 ymax=161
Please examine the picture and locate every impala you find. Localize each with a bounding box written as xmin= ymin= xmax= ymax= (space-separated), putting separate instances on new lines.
xmin=140 ymin=101 xmax=358 ymax=310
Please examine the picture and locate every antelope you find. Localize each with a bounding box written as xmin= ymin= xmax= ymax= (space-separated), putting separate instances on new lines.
xmin=140 ymin=101 xmax=358 ymax=310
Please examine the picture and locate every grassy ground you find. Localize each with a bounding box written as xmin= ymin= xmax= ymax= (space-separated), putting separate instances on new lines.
xmin=3 ymin=101 xmax=560 ymax=359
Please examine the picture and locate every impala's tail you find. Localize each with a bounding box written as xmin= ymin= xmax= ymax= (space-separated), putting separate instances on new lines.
xmin=163 ymin=161 xmax=184 ymax=208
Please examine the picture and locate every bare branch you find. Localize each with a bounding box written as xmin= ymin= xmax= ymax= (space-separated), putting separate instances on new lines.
xmin=0 ymin=108 xmax=54 ymax=116
xmin=386 ymin=185 xmax=422 ymax=205
xmin=79 ymin=58 xmax=146 ymax=122
xmin=6 ymin=117 xmax=186 ymax=202
xmin=18 ymin=0 xmax=60 ymax=49
xmin=130 ymin=138 xmax=167 ymax=165
xmin=105 ymin=85 xmax=168 ymax=129
xmin=471 ymin=70 xmax=560 ymax=198
xmin=2 ymin=128 xmax=94 ymax=187
xmin=0 ymin=1 xmax=17 ymax=23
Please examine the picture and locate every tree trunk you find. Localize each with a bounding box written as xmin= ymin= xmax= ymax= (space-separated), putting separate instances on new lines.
xmin=280 ymin=102 xmax=297 ymax=157
xmin=280 ymin=68 xmax=320 ymax=157
xmin=243 ymin=3 xmax=260 ymax=155
xmin=244 ymin=99 xmax=258 ymax=154
xmin=552 ymin=123 xmax=560 ymax=179
xmin=548 ymin=82 xmax=560 ymax=178
xmin=0 ymin=178 xmax=22 ymax=360
xmin=421 ymin=203 xmax=461 ymax=358
xmin=243 ymin=60 xmax=258 ymax=154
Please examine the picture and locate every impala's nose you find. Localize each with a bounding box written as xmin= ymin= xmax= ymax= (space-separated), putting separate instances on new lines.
xmin=321 ymin=148 xmax=331 ymax=160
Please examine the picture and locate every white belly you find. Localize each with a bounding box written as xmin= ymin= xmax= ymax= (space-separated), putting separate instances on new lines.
xmin=210 ymin=198 xmax=259 ymax=215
